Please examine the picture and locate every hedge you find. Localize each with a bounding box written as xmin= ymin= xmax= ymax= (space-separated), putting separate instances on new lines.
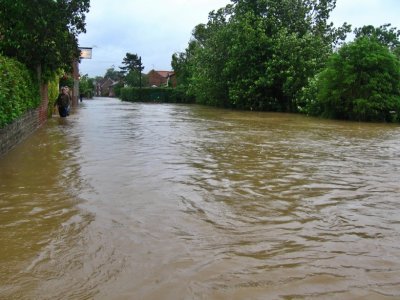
xmin=48 ymin=73 xmax=61 ymax=117
xmin=0 ymin=55 xmax=40 ymax=128
xmin=120 ymin=87 xmax=194 ymax=104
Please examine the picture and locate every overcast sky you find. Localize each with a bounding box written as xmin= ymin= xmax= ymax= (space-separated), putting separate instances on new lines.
xmin=78 ymin=0 xmax=400 ymax=78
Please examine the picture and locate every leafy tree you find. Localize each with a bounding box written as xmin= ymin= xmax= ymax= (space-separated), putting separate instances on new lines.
xmin=172 ymin=0 xmax=350 ymax=112
xmin=171 ymin=40 xmax=200 ymax=102
xmin=172 ymin=41 xmax=197 ymax=90
xmin=228 ymin=0 xmax=350 ymax=112
xmin=223 ymin=10 xmax=270 ymax=109
xmin=354 ymin=24 xmax=400 ymax=58
xmin=314 ymin=36 xmax=400 ymax=122
xmin=79 ymin=74 xmax=95 ymax=97
xmin=124 ymin=71 xmax=141 ymax=87
xmin=104 ymin=67 xmax=123 ymax=81
xmin=120 ymin=53 xmax=144 ymax=87
xmin=189 ymin=8 xmax=232 ymax=107
xmin=0 ymin=0 xmax=90 ymax=81
xmin=120 ymin=53 xmax=143 ymax=74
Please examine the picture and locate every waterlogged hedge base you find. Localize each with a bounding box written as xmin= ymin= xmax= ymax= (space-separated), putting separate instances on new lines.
xmin=0 ymin=55 xmax=40 ymax=128
xmin=120 ymin=87 xmax=193 ymax=104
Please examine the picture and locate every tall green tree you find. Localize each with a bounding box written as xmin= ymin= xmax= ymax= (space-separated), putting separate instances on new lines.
xmin=0 ymin=0 xmax=90 ymax=81
xmin=172 ymin=41 xmax=198 ymax=96
xmin=120 ymin=53 xmax=144 ymax=87
xmin=227 ymin=0 xmax=350 ymax=111
xmin=173 ymin=0 xmax=350 ymax=112
xmin=189 ymin=8 xmax=232 ymax=107
xmin=104 ymin=67 xmax=123 ymax=81
xmin=354 ymin=24 xmax=400 ymax=58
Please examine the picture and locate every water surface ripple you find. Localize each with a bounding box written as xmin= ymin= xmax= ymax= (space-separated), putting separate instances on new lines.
xmin=1 ymin=98 xmax=400 ymax=299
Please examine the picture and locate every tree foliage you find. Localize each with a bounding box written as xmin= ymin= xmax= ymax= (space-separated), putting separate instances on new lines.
xmin=0 ymin=0 xmax=90 ymax=81
xmin=79 ymin=74 xmax=95 ymax=98
xmin=312 ymin=35 xmax=400 ymax=122
xmin=0 ymin=55 xmax=40 ymax=127
xmin=354 ymin=24 xmax=400 ymax=59
xmin=104 ymin=67 xmax=123 ymax=81
xmin=172 ymin=0 xmax=350 ymax=112
xmin=120 ymin=53 xmax=144 ymax=87
xmin=120 ymin=87 xmax=191 ymax=103
xmin=120 ymin=53 xmax=143 ymax=73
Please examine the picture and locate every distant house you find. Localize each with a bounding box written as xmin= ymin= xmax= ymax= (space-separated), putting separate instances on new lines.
xmin=147 ymin=70 xmax=176 ymax=88
xmin=96 ymin=78 xmax=118 ymax=96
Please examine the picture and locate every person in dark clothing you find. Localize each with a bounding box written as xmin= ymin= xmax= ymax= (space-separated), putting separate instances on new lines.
xmin=55 ymin=86 xmax=71 ymax=117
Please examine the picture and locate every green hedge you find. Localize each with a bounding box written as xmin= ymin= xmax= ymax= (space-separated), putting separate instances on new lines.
xmin=0 ymin=55 xmax=40 ymax=128
xmin=120 ymin=87 xmax=194 ymax=104
xmin=48 ymin=73 xmax=61 ymax=117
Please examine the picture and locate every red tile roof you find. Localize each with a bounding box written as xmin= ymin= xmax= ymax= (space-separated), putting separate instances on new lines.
xmin=154 ymin=71 xmax=174 ymax=78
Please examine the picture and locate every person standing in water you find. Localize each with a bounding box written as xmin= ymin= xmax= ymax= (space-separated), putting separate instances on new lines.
xmin=55 ymin=86 xmax=71 ymax=117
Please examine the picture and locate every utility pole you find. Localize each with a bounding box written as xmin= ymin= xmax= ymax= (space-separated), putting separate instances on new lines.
xmin=72 ymin=59 xmax=79 ymax=106
xmin=139 ymin=57 xmax=142 ymax=88
xmin=139 ymin=56 xmax=142 ymax=101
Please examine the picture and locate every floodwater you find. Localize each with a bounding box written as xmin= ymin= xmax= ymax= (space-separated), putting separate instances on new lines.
xmin=1 ymin=97 xmax=400 ymax=300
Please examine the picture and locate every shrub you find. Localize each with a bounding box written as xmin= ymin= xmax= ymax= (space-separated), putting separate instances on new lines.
xmin=315 ymin=37 xmax=400 ymax=122
xmin=120 ymin=87 xmax=194 ymax=104
xmin=297 ymin=73 xmax=323 ymax=116
xmin=47 ymin=72 xmax=61 ymax=117
xmin=0 ymin=55 xmax=40 ymax=128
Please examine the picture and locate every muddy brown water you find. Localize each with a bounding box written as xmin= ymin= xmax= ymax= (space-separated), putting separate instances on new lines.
xmin=1 ymin=97 xmax=400 ymax=299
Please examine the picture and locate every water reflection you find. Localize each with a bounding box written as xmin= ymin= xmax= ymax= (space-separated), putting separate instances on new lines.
xmin=1 ymin=98 xmax=400 ymax=299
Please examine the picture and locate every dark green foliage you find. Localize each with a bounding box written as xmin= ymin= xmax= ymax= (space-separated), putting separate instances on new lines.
xmin=59 ymin=75 xmax=74 ymax=89
xmin=354 ymin=24 xmax=400 ymax=57
xmin=0 ymin=0 xmax=90 ymax=81
xmin=47 ymin=73 xmax=61 ymax=117
xmin=171 ymin=41 xmax=197 ymax=99
xmin=120 ymin=87 xmax=194 ymax=104
xmin=172 ymin=0 xmax=350 ymax=112
xmin=0 ymin=55 xmax=40 ymax=128
xmin=120 ymin=53 xmax=144 ymax=74
xmin=312 ymin=36 xmax=400 ymax=122
xmin=79 ymin=74 xmax=95 ymax=98
xmin=112 ymin=82 xmax=124 ymax=98
xmin=120 ymin=53 xmax=144 ymax=87
xmin=104 ymin=67 xmax=123 ymax=81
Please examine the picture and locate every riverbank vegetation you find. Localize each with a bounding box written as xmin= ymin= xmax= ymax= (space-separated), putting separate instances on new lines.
xmin=172 ymin=0 xmax=400 ymax=122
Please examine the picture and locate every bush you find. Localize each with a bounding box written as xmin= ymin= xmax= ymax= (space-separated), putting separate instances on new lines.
xmin=315 ymin=37 xmax=400 ymax=122
xmin=0 ymin=55 xmax=40 ymax=128
xmin=297 ymin=73 xmax=323 ymax=116
xmin=48 ymin=73 xmax=61 ymax=117
xmin=120 ymin=87 xmax=194 ymax=104
xmin=112 ymin=82 xmax=124 ymax=98
xmin=79 ymin=75 xmax=95 ymax=98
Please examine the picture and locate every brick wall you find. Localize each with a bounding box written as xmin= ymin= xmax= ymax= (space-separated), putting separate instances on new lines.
xmin=0 ymin=83 xmax=49 ymax=157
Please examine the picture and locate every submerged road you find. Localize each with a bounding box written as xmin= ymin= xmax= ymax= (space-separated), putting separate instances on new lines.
xmin=1 ymin=97 xmax=400 ymax=299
